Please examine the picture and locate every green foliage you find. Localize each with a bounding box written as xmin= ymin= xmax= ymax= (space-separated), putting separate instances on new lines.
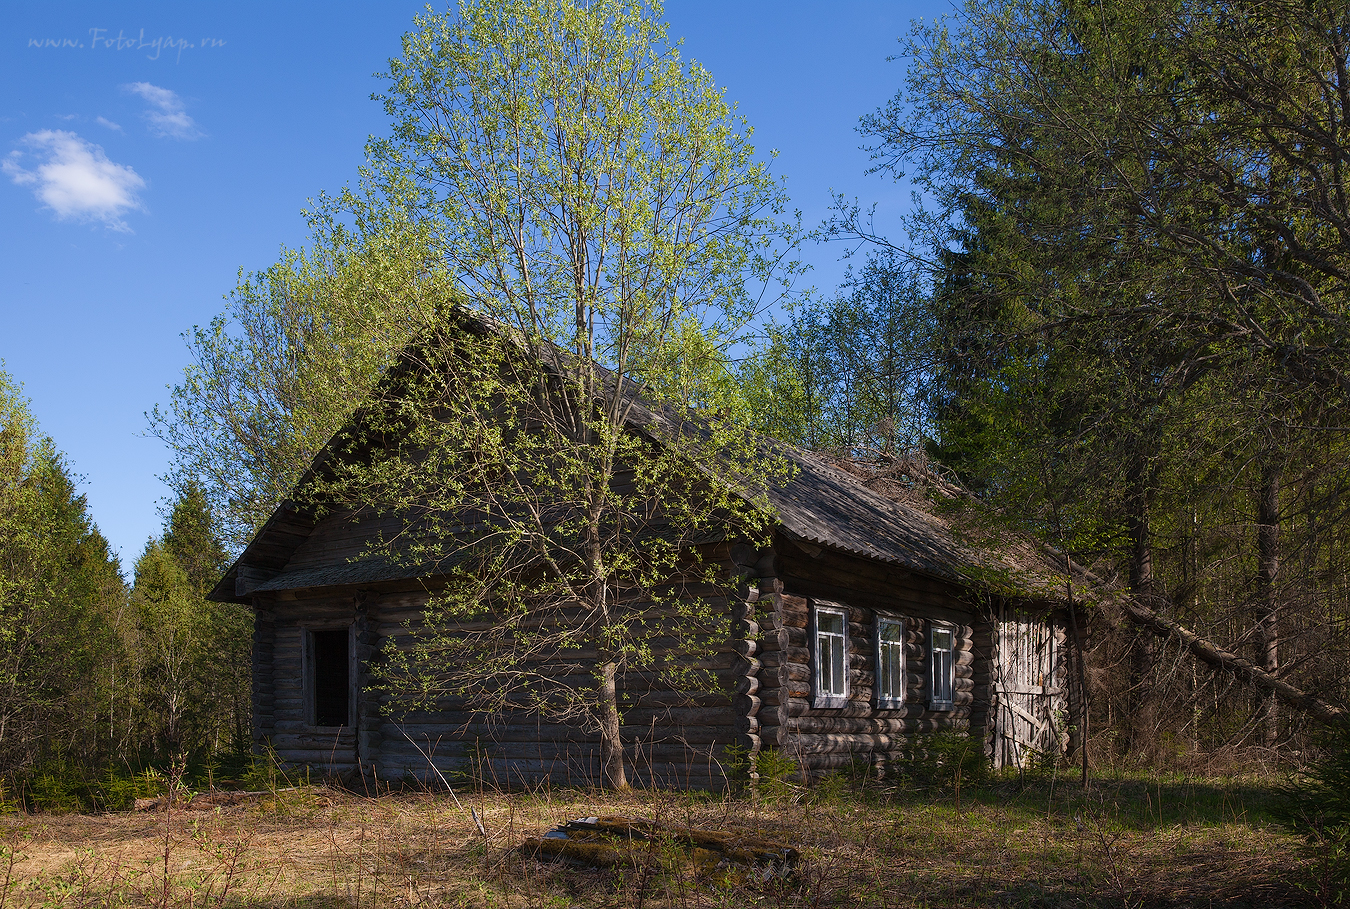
xmin=149 ymin=188 xmax=445 ymax=549
xmin=751 ymin=748 xmax=801 ymax=802
xmin=1280 ymin=729 xmax=1350 ymax=833
xmin=130 ymin=486 xmax=250 ymax=760
xmin=1279 ymin=728 xmax=1350 ymax=904
xmin=162 ymin=481 xmax=228 ymax=595
xmin=811 ymin=0 xmax=1350 ymax=756
xmin=893 ymin=731 xmax=989 ymax=797
xmin=323 ymin=0 xmax=800 ymax=790
xmin=349 ymin=320 xmax=784 ymax=788
xmin=740 ymin=250 xmax=933 ymax=457
xmin=0 ymin=365 xmax=127 ymax=781
xmin=373 ymin=0 xmax=801 ymax=364
xmin=17 ymin=761 xmax=166 ymax=814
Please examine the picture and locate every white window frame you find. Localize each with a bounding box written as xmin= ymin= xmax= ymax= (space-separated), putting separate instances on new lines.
xmin=875 ymin=616 xmax=906 ymax=708
xmin=303 ymin=624 xmax=355 ymax=729
xmin=812 ymin=603 xmax=850 ymax=708
xmin=929 ymin=621 xmax=956 ymax=711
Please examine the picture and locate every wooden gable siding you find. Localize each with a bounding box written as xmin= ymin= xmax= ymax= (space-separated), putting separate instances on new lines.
xmin=282 ymin=510 xmax=404 ymax=573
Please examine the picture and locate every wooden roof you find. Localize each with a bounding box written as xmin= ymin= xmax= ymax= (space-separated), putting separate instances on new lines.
xmin=209 ymin=312 xmax=1084 ymax=605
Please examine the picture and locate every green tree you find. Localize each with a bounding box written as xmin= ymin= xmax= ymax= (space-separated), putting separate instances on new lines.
xmin=150 ymin=189 xmax=448 ymax=550
xmin=130 ymin=485 xmax=249 ymax=758
xmin=0 ymin=366 xmax=126 ymax=778
xmin=324 ymin=0 xmax=798 ymax=788
xmin=853 ymin=0 xmax=1350 ymax=745
xmin=740 ymin=251 xmax=934 ymax=457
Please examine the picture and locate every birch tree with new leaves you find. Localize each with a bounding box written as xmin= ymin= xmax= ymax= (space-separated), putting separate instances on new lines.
xmin=319 ymin=0 xmax=799 ymax=787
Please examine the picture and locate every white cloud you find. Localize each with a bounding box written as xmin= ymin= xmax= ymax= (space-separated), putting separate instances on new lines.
xmin=124 ymin=82 xmax=201 ymax=140
xmin=3 ymin=130 xmax=145 ymax=231
xmin=96 ymin=116 xmax=123 ymax=132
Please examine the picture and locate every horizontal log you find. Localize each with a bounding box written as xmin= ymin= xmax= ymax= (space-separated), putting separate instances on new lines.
xmin=464 ymin=759 xmax=728 ymax=789
xmin=778 ymin=578 xmax=976 ymax=626
xmin=793 ymin=732 xmax=906 ymax=754
xmin=792 ymin=714 xmax=925 ymax=734
xmin=376 ymin=724 xmax=735 ymax=747
xmin=787 ymin=700 xmax=967 ymax=721
xmin=274 ymin=747 xmax=358 ymax=763
xmin=279 ymin=762 xmax=361 ymax=776
xmin=791 ymin=752 xmax=881 ymax=774
xmin=270 ymin=732 xmax=356 ymax=748
xmin=377 ymin=705 xmax=736 ymax=733
xmin=511 ymin=742 xmax=732 ymax=764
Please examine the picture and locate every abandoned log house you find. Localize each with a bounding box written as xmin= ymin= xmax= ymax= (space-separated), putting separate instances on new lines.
xmin=209 ymin=324 xmax=1084 ymax=788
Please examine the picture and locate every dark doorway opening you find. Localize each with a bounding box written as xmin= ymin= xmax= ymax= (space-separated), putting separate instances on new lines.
xmin=311 ymin=628 xmax=350 ymax=727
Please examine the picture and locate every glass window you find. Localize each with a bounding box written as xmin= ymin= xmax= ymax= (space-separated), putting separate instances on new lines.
xmin=876 ymin=618 xmax=906 ymax=707
xmin=813 ymin=605 xmax=848 ymax=707
xmin=930 ymin=623 xmax=955 ymax=711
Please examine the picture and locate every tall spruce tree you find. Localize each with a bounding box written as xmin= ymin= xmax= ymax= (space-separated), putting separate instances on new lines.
xmin=800 ymin=0 xmax=1350 ymax=751
xmin=131 ymin=484 xmax=249 ymax=758
xmin=0 ymin=366 xmax=126 ymax=778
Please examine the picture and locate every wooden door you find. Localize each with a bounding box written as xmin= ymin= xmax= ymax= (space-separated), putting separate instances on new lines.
xmin=991 ymin=605 xmax=1065 ymax=770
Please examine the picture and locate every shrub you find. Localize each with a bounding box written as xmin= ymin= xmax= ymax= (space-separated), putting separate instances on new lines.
xmin=1278 ymin=724 xmax=1350 ymax=904
xmin=753 ymin=748 xmax=802 ymax=801
xmin=892 ymin=730 xmax=988 ymax=798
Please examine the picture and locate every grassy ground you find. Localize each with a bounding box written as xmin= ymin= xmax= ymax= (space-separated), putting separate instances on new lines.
xmin=0 ymin=770 xmax=1325 ymax=908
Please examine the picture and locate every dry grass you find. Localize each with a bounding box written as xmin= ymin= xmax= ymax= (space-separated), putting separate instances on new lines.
xmin=0 ymin=772 xmax=1320 ymax=908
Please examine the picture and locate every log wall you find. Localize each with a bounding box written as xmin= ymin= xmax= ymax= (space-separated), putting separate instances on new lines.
xmin=252 ymin=548 xmax=756 ymax=789
xmin=256 ymin=593 xmax=361 ymax=775
xmin=755 ymin=539 xmax=979 ymax=778
xmin=249 ymin=528 xmax=1066 ymax=788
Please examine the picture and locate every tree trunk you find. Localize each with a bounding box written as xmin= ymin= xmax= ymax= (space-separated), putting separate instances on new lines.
xmin=597 ymin=657 xmax=627 ymax=789
xmin=1116 ymin=595 xmax=1349 ymax=730
xmin=1125 ymin=462 xmax=1159 ymax=758
xmin=1256 ymin=461 xmax=1281 ymax=747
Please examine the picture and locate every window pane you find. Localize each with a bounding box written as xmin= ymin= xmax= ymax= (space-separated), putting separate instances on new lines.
xmin=830 ymin=635 xmax=845 ymax=696
xmin=930 ymin=625 xmax=955 ymax=709
xmin=815 ymin=608 xmax=849 ymax=702
xmin=820 ymin=611 xmax=844 ymax=635
xmin=878 ymin=620 xmax=903 ymax=702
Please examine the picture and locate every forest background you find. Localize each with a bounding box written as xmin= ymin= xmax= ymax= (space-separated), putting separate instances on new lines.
xmin=2 ymin=0 xmax=1349 ymax=805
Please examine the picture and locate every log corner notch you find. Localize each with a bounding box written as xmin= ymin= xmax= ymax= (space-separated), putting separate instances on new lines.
xmin=1113 ymin=593 xmax=1350 ymax=730
xmin=729 ymin=542 xmax=774 ymax=781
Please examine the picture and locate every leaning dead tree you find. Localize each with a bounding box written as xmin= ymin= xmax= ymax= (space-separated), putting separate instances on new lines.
xmin=832 ymin=452 xmax=1350 ymax=734
xmin=1110 ymin=595 xmax=1349 ymax=730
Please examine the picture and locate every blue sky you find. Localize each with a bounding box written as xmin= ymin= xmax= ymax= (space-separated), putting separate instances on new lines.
xmin=1 ymin=1 xmax=952 ymax=571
